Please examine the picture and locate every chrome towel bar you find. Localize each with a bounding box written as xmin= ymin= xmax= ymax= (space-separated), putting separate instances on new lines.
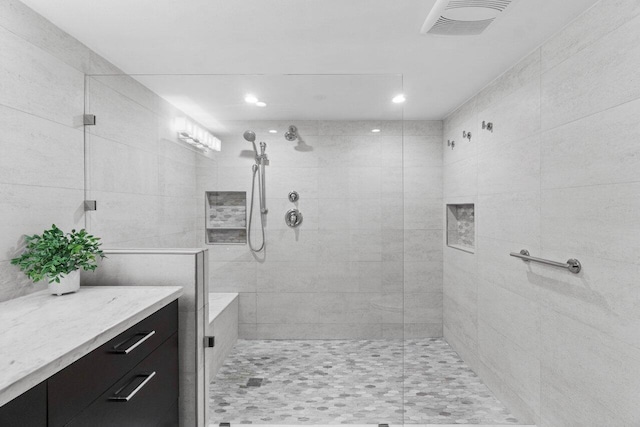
xmin=510 ymin=249 xmax=582 ymax=274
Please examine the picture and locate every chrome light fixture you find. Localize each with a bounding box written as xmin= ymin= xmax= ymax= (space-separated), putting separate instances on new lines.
xmin=174 ymin=117 xmax=221 ymax=151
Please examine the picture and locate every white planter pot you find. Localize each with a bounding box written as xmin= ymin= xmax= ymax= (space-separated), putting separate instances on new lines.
xmin=48 ymin=270 xmax=80 ymax=296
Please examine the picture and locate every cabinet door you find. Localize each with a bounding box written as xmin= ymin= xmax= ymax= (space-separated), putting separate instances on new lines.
xmin=0 ymin=382 xmax=46 ymax=427
xmin=66 ymin=333 xmax=178 ymax=427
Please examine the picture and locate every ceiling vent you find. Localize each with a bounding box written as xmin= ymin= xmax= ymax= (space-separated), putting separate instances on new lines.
xmin=420 ymin=0 xmax=518 ymax=36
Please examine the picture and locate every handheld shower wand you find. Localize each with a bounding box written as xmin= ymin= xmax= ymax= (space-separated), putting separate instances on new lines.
xmin=244 ymin=130 xmax=268 ymax=252
xmin=243 ymin=130 xmax=258 ymax=157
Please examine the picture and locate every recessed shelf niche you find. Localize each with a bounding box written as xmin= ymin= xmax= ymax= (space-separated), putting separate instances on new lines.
xmin=446 ymin=203 xmax=475 ymax=253
xmin=205 ymin=191 xmax=247 ymax=245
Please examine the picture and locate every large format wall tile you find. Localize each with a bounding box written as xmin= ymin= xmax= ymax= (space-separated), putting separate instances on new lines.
xmin=443 ymin=295 xmax=477 ymax=355
xmin=158 ymin=156 xmax=198 ymax=199
xmin=404 ymin=165 xmax=443 ymax=199
xmin=0 ymin=260 xmax=45 ymax=303
xmin=256 ymin=261 xmax=317 ymax=293
xmin=403 ymin=135 xmax=443 ymax=168
xmin=318 ymin=120 xmax=402 ymax=136
xmin=443 ymin=157 xmax=477 ymax=198
xmin=0 ymin=26 xmax=84 ymax=127
xmin=87 ymin=191 xmax=161 ymax=246
xmin=238 ymin=293 xmax=256 ymax=324
xmin=0 ymin=104 xmax=84 ymax=189
xmin=317 ymin=261 xmax=385 ymax=293
xmin=404 ymin=198 xmax=443 ymax=230
xmin=474 ymin=50 xmax=541 ymax=114
xmin=0 ymin=184 xmax=84 ymax=262
xmin=476 ymin=81 xmax=541 ymax=151
xmin=255 ymin=323 xmax=384 ymax=340
xmin=540 ymin=0 xmax=640 ymax=73
xmin=476 ymin=236 xmax=542 ymax=302
xmin=541 ymin=308 xmax=640 ymax=426
xmin=541 ymin=97 xmax=640 ymax=189
xmin=86 ymin=78 xmax=158 ymax=152
xmin=210 ymin=261 xmax=257 ymax=293
xmin=198 ymin=120 xmax=444 ymax=338
xmin=0 ymin=5 xmax=205 ymax=310
xmin=0 ymin=0 xmax=93 ymax=74
xmin=478 ymin=135 xmax=540 ymax=195
xmin=403 ymin=120 xmax=442 ymax=136
xmin=404 ymin=229 xmax=442 ymax=263
xmin=477 ymin=279 xmax=539 ymax=354
xmin=404 ymin=261 xmax=442 ymax=294
xmin=478 ymin=322 xmax=541 ymax=421
xmin=541 ymin=12 xmax=640 ymax=130
xmin=88 ymin=134 xmax=159 ymax=195
xmin=476 ymin=191 xmax=541 ymax=246
xmin=539 ymin=365 xmax=617 ymax=427
xmin=536 ymin=252 xmax=640 ymax=351
xmin=257 ymin=292 xmax=403 ymax=325
xmin=194 ymin=119 xmax=444 ymax=339
xmin=442 ymin=1 xmax=640 ymax=424
xmin=404 ymin=292 xmax=442 ymax=324
xmin=541 ymin=182 xmax=640 ymax=265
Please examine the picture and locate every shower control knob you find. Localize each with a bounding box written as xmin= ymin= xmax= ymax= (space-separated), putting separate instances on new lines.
xmin=285 ymin=208 xmax=303 ymax=228
xmin=288 ymin=191 xmax=299 ymax=202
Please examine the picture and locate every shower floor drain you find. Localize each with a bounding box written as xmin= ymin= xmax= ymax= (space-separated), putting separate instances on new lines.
xmin=246 ymin=378 xmax=263 ymax=387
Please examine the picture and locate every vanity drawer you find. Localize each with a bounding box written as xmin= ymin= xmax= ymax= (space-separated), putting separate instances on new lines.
xmin=65 ymin=332 xmax=178 ymax=427
xmin=48 ymin=300 xmax=178 ymax=427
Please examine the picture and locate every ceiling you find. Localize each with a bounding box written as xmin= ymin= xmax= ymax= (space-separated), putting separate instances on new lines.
xmin=22 ymin=0 xmax=598 ymax=121
xmin=132 ymin=74 xmax=404 ymax=133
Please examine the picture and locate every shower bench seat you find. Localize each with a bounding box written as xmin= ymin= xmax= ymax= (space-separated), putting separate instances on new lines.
xmin=207 ymin=293 xmax=239 ymax=381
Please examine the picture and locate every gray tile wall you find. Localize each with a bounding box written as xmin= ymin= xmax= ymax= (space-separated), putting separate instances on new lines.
xmin=0 ymin=0 xmax=206 ymax=302
xmin=442 ymin=1 xmax=640 ymax=425
xmin=84 ymin=76 xmax=203 ymax=248
xmin=198 ymin=120 xmax=443 ymax=339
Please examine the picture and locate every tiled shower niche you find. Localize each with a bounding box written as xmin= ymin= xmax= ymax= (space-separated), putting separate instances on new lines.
xmin=205 ymin=191 xmax=247 ymax=245
xmin=446 ymin=203 xmax=475 ymax=253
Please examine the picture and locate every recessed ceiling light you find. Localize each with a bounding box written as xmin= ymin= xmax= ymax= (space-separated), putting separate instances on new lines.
xmin=256 ymin=101 xmax=267 ymax=107
xmin=371 ymin=129 xmax=381 ymax=133
xmin=392 ymin=94 xmax=406 ymax=104
xmin=245 ymin=94 xmax=258 ymax=104
xmin=269 ymin=129 xmax=278 ymax=134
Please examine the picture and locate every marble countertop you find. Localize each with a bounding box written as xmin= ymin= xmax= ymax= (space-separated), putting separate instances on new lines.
xmin=0 ymin=286 xmax=183 ymax=407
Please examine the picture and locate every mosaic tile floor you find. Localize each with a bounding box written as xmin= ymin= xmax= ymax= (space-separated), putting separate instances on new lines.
xmin=209 ymin=339 xmax=520 ymax=425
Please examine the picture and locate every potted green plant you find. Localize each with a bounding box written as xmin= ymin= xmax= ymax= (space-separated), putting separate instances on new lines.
xmin=11 ymin=224 xmax=105 ymax=296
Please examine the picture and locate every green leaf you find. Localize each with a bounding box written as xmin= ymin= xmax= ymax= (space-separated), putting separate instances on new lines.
xmin=11 ymin=225 xmax=104 ymax=284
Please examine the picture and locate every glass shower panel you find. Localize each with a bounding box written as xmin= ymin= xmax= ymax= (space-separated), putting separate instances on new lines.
xmin=85 ymin=73 xmax=405 ymax=426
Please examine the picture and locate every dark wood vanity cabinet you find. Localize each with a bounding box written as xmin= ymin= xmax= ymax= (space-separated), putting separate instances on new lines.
xmin=0 ymin=300 xmax=179 ymax=427
xmin=0 ymin=381 xmax=47 ymax=427
xmin=62 ymin=333 xmax=178 ymax=427
xmin=49 ymin=300 xmax=179 ymax=427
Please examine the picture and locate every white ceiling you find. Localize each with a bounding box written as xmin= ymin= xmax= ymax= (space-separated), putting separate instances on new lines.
xmin=22 ymin=0 xmax=598 ymax=120
xmin=133 ymin=74 xmax=404 ymax=133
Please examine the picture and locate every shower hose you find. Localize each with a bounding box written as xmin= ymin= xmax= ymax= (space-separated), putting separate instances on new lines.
xmin=248 ymin=163 xmax=266 ymax=252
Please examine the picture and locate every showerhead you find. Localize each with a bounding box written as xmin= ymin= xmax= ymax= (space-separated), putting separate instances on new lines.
xmin=243 ymin=130 xmax=256 ymax=142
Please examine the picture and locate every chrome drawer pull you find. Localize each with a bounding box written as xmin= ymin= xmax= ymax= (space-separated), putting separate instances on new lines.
xmin=111 ymin=330 xmax=156 ymax=354
xmin=108 ymin=371 xmax=156 ymax=402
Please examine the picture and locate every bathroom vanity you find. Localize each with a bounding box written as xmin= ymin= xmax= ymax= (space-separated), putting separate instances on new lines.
xmin=0 ymin=286 xmax=182 ymax=426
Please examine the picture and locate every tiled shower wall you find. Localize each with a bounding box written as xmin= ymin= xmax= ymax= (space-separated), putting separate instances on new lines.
xmin=84 ymin=75 xmax=202 ymax=249
xmin=0 ymin=0 xmax=204 ymax=302
xmin=442 ymin=0 xmax=640 ymax=425
xmin=198 ymin=120 xmax=443 ymax=339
